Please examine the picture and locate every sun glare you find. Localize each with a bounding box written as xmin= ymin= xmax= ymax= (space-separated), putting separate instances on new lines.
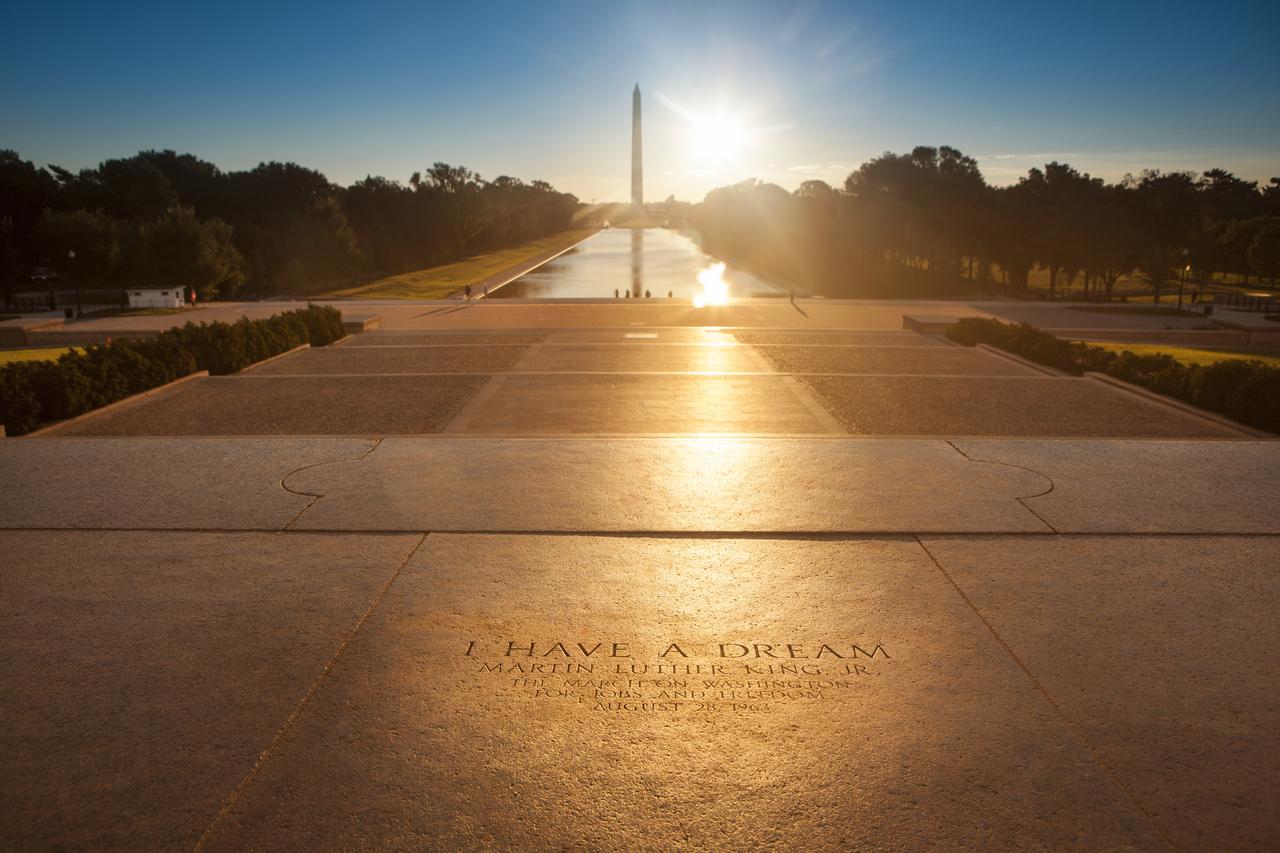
xmin=693 ymin=262 xmax=730 ymax=308
xmin=690 ymin=114 xmax=746 ymax=165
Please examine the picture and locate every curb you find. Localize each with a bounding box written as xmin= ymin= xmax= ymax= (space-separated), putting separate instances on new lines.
xmin=475 ymin=229 xmax=601 ymax=298
xmin=977 ymin=343 xmax=1067 ymax=377
xmin=237 ymin=343 xmax=310 ymax=373
xmin=1084 ymin=371 xmax=1273 ymax=439
xmin=25 ymin=371 xmax=211 ymax=437
xmin=331 ymin=334 xmax=355 ymax=347
xmin=342 ymin=315 xmax=382 ymax=333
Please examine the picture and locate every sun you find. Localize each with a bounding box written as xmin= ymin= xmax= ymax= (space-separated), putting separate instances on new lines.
xmin=690 ymin=114 xmax=746 ymax=165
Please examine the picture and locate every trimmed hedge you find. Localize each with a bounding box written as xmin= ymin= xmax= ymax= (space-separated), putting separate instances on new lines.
xmin=0 ymin=304 xmax=345 ymax=435
xmin=946 ymin=317 xmax=1280 ymax=434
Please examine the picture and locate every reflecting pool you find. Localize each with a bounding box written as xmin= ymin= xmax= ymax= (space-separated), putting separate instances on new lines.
xmin=490 ymin=228 xmax=782 ymax=299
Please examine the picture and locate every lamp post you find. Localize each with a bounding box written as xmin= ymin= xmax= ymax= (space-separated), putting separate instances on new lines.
xmin=1177 ymin=261 xmax=1190 ymax=314
xmin=68 ymin=250 xmax=80 ymax=317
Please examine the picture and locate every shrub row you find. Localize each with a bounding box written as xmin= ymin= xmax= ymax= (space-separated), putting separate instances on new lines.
xmin=946 ymin=317 xmax=1280 ymax=434
xmin=0 ymin=304 xmax=345 ymax=435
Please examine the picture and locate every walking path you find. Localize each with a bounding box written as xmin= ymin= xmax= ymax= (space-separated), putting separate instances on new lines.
xmin=2 ymin=299 xmax=1276 ymax=850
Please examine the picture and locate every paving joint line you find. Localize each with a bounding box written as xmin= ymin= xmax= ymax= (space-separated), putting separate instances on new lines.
xmin=193 ymin=531 xmax=429 ymax=852
xmin=5 ymin=527 xmax=1274 ymax=538
xmin=22 ymin=432 xmax=1264 ymax=441
xmin=510 ymin=341 xmax=546 ymax=371
xmin=224 ymin=371 xmax=1070 ymax=378
xmin=1014 ymin=497 xmax=1059 ymax=534
xmin=914 ymin=535 xmax=1178 ymax=851
xmin=747 ymin=338 xmax=848 ymax=435
xmin=443 ymin=374 xmax=508 ymax=433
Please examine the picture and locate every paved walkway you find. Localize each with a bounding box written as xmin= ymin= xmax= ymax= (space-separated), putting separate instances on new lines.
xmin=17 ymin=295 xmax=1235 ymax=335
xmin=46 ymin=326 xmax=1242 ymax=438
xmin=2 ymin=300 xmax=1276 ymax=850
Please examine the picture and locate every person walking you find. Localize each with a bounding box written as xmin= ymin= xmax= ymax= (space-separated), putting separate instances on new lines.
xmin=464 ymin=284 xmax=472 ymax=301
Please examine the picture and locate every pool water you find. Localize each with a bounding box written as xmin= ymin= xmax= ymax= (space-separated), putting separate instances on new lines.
xmin=490 ymin=228 xmax=782 ymax=299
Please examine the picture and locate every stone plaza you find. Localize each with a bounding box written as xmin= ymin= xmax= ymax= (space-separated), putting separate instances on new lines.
xmin=2 ymin=297 xmax=1277 ymax=849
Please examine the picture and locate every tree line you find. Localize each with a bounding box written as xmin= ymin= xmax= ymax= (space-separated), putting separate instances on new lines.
xmin=692 ymin=146 xmax=1280 ymax=299
xmin=0 ymin=150 xmax=580 ymax=302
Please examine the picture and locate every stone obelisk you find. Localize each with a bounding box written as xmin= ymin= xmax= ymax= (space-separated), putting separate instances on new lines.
xmin=631 ymin=84 xmax=643 ymax=214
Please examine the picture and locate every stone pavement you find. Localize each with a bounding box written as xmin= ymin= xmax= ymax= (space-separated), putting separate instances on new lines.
xmin=45 ymin=327 xmax=1244 ymax=438
xmin=2 ymin=300 xmax=1277 ymax=850
xmin=22 ymin=296 xmax=1229 ymax=339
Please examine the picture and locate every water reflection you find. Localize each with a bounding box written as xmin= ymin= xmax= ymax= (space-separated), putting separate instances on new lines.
xmin=491 ymin=228 xmax=780 ymax=299
xmin=694 ymin=262 xmax=730 ymax=308
xmin=631 ymin=228 xmax=642 ymax=298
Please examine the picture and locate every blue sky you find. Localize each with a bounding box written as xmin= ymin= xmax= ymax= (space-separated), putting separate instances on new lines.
xmin=3 ymin=0 xmax=1278 ymax=202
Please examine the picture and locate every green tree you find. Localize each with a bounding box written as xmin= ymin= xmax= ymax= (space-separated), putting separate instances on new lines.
xmin=35 ymin=208 xmax=122 ymax=311
xmin=844 ymin=146 xmax=987 ymax=277
xmin=1219 ymin=218 xmax=1262 ymax=283
xmin=1247 ymin=218 xmax=1280 ymax=283
xmin=1017 ymin=163 xmax=1100 ymax=298
xmin=62 ymin=157 xmax=179 ymax=221
xmin=0 ymin=150 xmax=59 ymax=270
xmin=1128 ymin=170 xmax=1200 ymax=304
xmin=0 ymin=217 xmax=17 ymax=307
xmin=1082 ymin=183 xmax=1138 ymax=300
xmin=136 ymin=207 xmax=245 ymax=299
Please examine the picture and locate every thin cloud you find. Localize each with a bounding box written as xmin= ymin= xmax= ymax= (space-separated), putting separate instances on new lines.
xmin=778 ymin=0 xmax=818 ymax=45
xmin=818 ymin=25 xmax=859 ymax=61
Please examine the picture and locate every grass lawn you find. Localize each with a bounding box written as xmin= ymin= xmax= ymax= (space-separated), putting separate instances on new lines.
xmin=982 ymin=261 xmax=1277 ymax=301
xmin=1075 ymin=341 xmax=1280 ymax=368
xmin=327 ymin=228 xmax=596 ymax=300
xmin=0 ymin=347 xmax=79 ymax=365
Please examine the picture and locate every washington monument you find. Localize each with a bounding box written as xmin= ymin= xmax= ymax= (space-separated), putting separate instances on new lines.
xmin=631 ymin=83 xmax=643 ymax=213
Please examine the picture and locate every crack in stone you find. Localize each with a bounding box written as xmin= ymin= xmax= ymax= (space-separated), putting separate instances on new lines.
xmin=946 ymin=439 xmax=1055 ymax=499
xmin=280 ymin=439 xmax=383 ymax=529
xmin=946 ymin=440 xmax=1057 ymax=533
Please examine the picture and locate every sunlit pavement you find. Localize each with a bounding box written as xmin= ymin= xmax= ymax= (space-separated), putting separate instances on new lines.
xmin=2 ymin=302 xmax=1277 ymax=849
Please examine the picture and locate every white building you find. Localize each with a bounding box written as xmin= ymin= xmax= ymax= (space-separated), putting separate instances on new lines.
xmin=127 ymin=288 xmax=186 ymax=309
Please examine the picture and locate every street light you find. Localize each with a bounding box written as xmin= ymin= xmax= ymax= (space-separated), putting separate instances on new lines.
xmin=1176 ymin=249 xmax=1189 ymax=314
xmin=68 ymin=250 xmax=80 ymax=318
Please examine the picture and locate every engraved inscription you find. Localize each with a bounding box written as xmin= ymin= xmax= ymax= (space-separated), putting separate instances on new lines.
xmin=462 ymin=639 xmax=893 ymax=713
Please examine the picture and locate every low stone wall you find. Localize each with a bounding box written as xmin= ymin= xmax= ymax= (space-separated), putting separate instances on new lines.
xmin=0 ymin=317 xmax=65 ymax=347
xmin=341 ymin=314 xmax=382 ymax=334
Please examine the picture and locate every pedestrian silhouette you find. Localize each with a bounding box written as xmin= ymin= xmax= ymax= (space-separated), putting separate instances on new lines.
xmin=464 ymin=284 xmax=472 ymax=301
